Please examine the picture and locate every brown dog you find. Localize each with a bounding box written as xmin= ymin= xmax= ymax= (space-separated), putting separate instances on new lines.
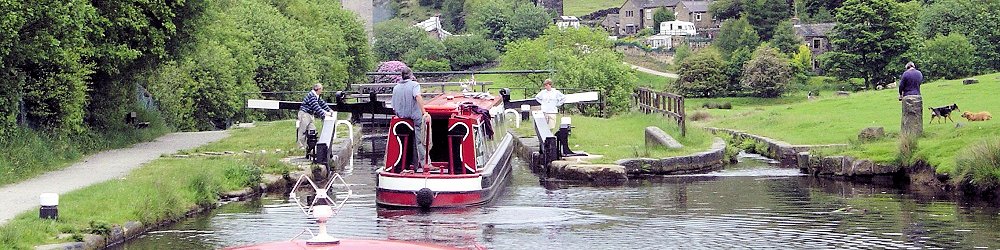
xmin=961 ymin=111 xmax=992 ymax=121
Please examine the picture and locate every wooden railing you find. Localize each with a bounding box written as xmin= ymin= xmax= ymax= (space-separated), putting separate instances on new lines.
xmin=635 ymin=87 xmax=686 ymax=136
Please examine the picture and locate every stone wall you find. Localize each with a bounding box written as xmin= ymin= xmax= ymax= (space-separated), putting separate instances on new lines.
xmin=616 ymin=137 xmax=726 ymax=175
xmin=707 ymin=127 xmax=846 ymax=167
xmin=796 ymin=152 xmax=902 ymax=177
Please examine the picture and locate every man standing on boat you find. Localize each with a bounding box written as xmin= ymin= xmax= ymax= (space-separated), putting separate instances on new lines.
xmin=535 ymin=79 xmax=566 ymax=130
xmin=298 ymin=83 xmax=332 ymax=149
xmin=391 ymin=67 xmax=432 ymax=168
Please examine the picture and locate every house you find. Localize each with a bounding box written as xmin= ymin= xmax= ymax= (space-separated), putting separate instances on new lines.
xmin=601 ymin=14 xmax=620 ymax=35
xmin=645 ymin=34 xmax=673 ymax=49
xmin=794 ymin=22 xmax=835 ymax=71
xmin=659 ymin=20 xmax=696 ymax=36
xmin=556 ymin=16 xmax=581 ymax=29
xmin=675 ymin=1 xmax=718 ymax=31
xmin=617 ymin=0 xmax=682 ymax=35
xmin=414 ymin=16 xmax=453 ymax=41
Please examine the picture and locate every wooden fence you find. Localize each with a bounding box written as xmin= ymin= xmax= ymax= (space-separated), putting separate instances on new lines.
xmin=635 ymin=87 xmax=686 ymax=136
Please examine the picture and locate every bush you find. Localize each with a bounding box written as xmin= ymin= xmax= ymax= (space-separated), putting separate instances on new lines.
xmin=444 ymin=35 xmax=499 ymax=69
xmin=403 ymin=39 xmax=448 ymax=65
xmin=913 ymin=33 xmax=977 ymax=80
xmin=701 ymin=102 xmax=732 ymax=109
xmin=374 ymin=19 xmax=429 ymax=61
xmin=954 ymin=138 xmax=1000 ymax=190
xmin=371 ymin=61 xmax=409 ymax=83
xmin=741 ymin=44 xmax=791 ymax=98
xmin=413 ymin=58 xmax=452 ymax=71
xmin=674 ymin=48 xmax=728 ymax=98
xmin=689 ymin=111 xmax=712 ymax=121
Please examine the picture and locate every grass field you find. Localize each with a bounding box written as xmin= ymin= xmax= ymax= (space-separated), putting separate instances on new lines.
xmin=0 ymin=120 xmax=315 ymax=249
xmin=515 ymin=113 xmax=714 ymax=163
xmin=635 ymin=71 xmax=675 ymax=91
xmin=564 ymin=0 xmax=624 ymax=17
xmin=694 ymin=73 xmax=1000 ymax=176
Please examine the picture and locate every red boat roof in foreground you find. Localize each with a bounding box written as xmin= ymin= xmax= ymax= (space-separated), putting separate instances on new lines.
xmin=423 ymin=93 xmax=501 ymax=115
xmin=223 ymin=239 xmax=465 ymax=250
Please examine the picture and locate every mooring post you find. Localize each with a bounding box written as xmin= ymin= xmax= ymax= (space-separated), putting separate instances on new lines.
xmin=901 ymin=95 xmax=923 ymax=137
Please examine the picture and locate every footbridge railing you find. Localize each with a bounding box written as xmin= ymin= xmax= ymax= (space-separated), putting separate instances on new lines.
xmin=635 ymin=87 xmax=686 ymax=136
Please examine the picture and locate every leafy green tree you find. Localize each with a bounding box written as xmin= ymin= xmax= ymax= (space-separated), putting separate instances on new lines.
xmin=824 ymin=0 xmax=914 ymax=89
xmin=673 ymin=43 xmax=692 ymax=65
xmin=714 ymin=17 xmax=760 ymax=58
xmin=675 ymin=48 xmax=728 ymax=98
xmin=413 ymin=59 xmax=452 ymax=71
xmin=918 ymin=0 xmax=1000 ymax=71
xmin=709 ymin=0 xmax=745 ymax=20
xmin=652 ymin=7 xmax=676 ymax=34
xmin=443 ymin=0 xmax=465 ymax=31
xmin=404 ymin=39 xmax=448 ymax=65
xmin=805 ymin=0 xmax=843 ymax=19
xmin=374 ymin=19 xmax=431 ymax=61
xmin=507 ymin=3 xmax=550 ymax=42
xmin=790 ymin=44 xmax=813 ymax=85
xmin=770 ymin=20 xmax=802 ymax=55
xmin=443 ymin=35 xmax=499 ymax=69
xmin=742 ymin=44 xmax=791 ymax=97
xmin=745 ymin=0 xmax=792 ymax=40
xmin=501 ymin=27 xmax=636 ymax=116
xmin=723 ymin=48 xmax=752 ymax=95
xmin=466 ymin=0 xmax=511 ymax=47
xmin=914 ymin=33 xmax=976 ymax=80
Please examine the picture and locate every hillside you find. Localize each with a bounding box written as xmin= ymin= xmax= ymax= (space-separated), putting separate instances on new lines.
xmin=693 ymin=73 xmax=1000 ymax=173
xmin=565 ymin=0 xmax=622 ymax=17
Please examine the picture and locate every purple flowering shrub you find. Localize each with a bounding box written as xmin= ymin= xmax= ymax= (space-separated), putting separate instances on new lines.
xmin=372 ymin=61 xmax=408 ymax=83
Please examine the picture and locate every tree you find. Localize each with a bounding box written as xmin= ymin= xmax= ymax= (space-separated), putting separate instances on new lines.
xmin=674 ymin=48 xmax=729 ymax=98
xmin=652 ymin=7 xmax=676 ymax=34
xmin=742 ymin=44 xmax=791 ymax=97
xmin=745 ymin=0 xmax=792 ymax=40
xmin=507 ymin=3 xmax=550 ymax=42
xmin=466 ymin=0 xmax=512 ymax=48
xmin=723 ymin=48 xmax=752 ymax=95
xmin=374 ymin=19 xmax=430 ymax=61
xmin=824 ymin=0 xmax=914 ymax=89
xmin=404 ymin=38 xmax=448 ymax=65
xmin=443 ymin=35 xmax=499 ymax=69
xmin=914 ymin=33 xmax=976 ymax=80
xmin=443 ymin=0 xmax=465 ymax=31
xmin=770 ymin=20 xmax=802 ymax=55
xmin=790 ymin=44 xmax=813 ymax=86
xmin=501 ymin=27 xmax=636 ymax=116
xmin=710 ymin=0 xmax=745 ymax=20
xmin=919 ymin=0 xmax=1000 ymax=71
xmin=805 ymin=0 xmax=844 ymax=18
xmin=714 ymin=17 xmax=760 ymax=58
xmin=674 ymin=43 xmax=692 ymax=64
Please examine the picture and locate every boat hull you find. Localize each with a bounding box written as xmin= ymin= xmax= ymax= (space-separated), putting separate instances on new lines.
xmin=376 ymin=133 xmax=514 ymax=208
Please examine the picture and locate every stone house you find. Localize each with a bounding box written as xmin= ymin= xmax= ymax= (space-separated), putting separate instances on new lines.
xmin=675 ymin=1 xmax=719 ymax=32
xmin=602 ymin=14 xmax=620 ymax=35
xmin=794 ymin=22 xmax=835 ymax=71
xmin=617 ymin=0 xmax=682 ymax=35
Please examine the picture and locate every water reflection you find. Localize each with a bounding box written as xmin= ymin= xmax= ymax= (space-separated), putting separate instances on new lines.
xmin=116 ymin=136 xmax=1000 ymax=249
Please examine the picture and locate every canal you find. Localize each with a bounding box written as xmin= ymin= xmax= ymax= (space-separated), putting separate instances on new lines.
xmin=117 ymin=135 xmax=1000 ymax=249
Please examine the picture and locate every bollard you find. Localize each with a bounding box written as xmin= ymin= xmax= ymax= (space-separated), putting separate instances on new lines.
xmin=40 ymin=193 xmax=58 ymax=219
xmin=901 ymin=95 xmax=923 ymax=137
xmin=520 ymin=105 xmax=531 ymax=121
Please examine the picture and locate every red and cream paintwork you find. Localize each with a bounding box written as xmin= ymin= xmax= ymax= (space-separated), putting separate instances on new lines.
xmin=377 ymin=92 xmax=514 ymax=208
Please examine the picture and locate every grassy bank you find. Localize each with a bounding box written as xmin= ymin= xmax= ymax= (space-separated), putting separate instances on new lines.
xmin=696 ymin=73 xmax=1000 ymax=181
xmin=516 ymin=113 xmax=714 ymax=163
xmin=636 ymin=71 xmax=675 ymax=91
xmin=0 ymin=120 xmax=306 ymax=249
xmin=624 ymin=55 xmax=673 ymax=75
xmin=0 ymin=114 xmax=169 ymax=187
xmin=564 ymin=0 xmax=622 ymax=17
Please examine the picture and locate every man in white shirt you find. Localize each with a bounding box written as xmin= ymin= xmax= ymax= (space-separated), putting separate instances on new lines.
xmin=534 ymin=79 xmax=566 ymax=129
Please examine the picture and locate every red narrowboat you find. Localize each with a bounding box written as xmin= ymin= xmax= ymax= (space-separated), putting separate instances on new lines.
xmin=376 ymin=92 xmax=514 ymax=208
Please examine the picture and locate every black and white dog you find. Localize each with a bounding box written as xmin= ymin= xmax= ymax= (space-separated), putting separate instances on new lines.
xmin=928 ymin=104 xmax=960 ymax=123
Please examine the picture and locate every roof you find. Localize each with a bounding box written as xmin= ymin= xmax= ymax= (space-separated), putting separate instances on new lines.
xmin=643 ymin=0 xmax=682 ymax=8
xmin=414 ymin=16 xmax=453 ymax=36
xmin=794 ymin=23 xmax=836 ymax=37
xmin=559 ymin=16 xmax=580 ymax=21
xmin=679 ymin=1 xmax=710 ymax=12
xmin=603 ymin=14 xmax=619 ymax=26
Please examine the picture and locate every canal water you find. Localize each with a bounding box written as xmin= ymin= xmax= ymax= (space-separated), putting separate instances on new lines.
xmin=117 ymin=135 xmax=1000 ymax=249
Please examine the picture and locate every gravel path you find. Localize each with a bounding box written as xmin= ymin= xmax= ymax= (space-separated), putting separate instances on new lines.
xmin=627 ymin=62 xmax=680 ymax=79
xmin=0 ymin=131 xmax=229 ymax=225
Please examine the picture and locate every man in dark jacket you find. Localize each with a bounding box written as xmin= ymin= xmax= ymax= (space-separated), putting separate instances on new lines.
xmin=898 ymin=62 xmax=923 ymax=101
xmin=298 ymin=83 xmax=332 ymax=149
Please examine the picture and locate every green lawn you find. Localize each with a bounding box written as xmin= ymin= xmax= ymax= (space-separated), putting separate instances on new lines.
xmin=515 ymin=113 xmax=714 ymax=163
xmin=0 ymin=120 xmax=316 ymax=249
xmin=564 ymin=0 xmax=624 ymax=17
xmin=697 ymin=73 xmax=1000 ymax=174
xmin=635 ymin=71 xmax=675 ymax=91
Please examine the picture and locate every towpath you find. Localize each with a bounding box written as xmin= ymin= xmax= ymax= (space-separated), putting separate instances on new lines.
xmin=626 ymin=62 xmax=679 ymax=79
xmin=0 ymin=131 xmax=229 ymax=225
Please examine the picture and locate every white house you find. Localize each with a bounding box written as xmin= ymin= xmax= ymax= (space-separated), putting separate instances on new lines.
xmin=645 ymin=34 xmax=673 ymax=49
xmin=555 ymin=16 xmax=581 ymax=29
xmin=659 ymin=20 xmax=696 ymax=36
xmin=415 ymin=16 xmax=453 ymax=41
